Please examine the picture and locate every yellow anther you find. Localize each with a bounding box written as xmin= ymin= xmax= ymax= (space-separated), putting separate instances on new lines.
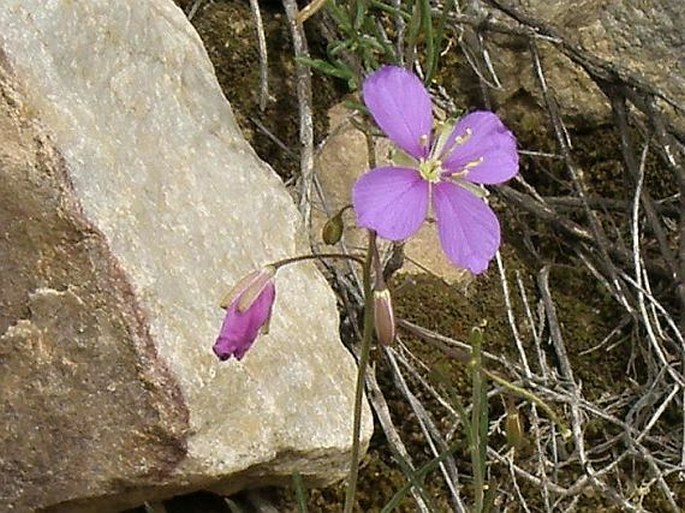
xmin=418 ymin=133 xmax=430 ymax=149
xmin=464 ymin=156 xmax=484 ymax=170
xmin=454 ymin=127 xmax=473 ymax=146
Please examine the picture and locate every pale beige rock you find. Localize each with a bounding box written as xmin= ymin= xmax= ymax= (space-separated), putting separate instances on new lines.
xmin=313 ymin=103 xmax=473 ymax=286
xmin=0 ymin=1 xmax=371 ymax=512
xmin=483 ymin=0 xmax=684 ymax=124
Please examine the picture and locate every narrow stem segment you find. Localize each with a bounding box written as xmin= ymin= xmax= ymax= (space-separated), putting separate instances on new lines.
xmin=470 ymin=327 xmax=486 ymax=513
xmin=271 ymin=252 xmax=365 ymax=270
xmin=481 ymin=367 xmax=572 ymax=440
xmin=343 ymin=230 xmax=376 ymax=513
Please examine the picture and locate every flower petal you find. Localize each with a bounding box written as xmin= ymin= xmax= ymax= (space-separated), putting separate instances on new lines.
xmin=363 ymin=65 xmax=433 ymax=159
xmin=213 ymin=282 xmax=276 ymax=361
xmin=441 ymin=111 xmax=518 ymax=184
xmin=432 ymin=181 xmax=500 ymax=274
xmin=352 ymin=166 xmax=429 ymax=240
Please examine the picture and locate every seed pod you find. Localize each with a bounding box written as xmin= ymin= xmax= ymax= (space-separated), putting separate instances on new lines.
xmin=322 ymin=210 xmax=344 ymax=245
xmin=505 ymin=400 xmax=524 ymax=449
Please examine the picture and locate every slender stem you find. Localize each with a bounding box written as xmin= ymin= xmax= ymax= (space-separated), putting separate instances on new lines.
xmin=343 ymin=230 xmax=376 ymax=513
xmin=481 ymin=367 xmax=572 ymax=440
xmin=470 ymin=328 xmax=485 ymax=512
xmin=369 ymin=232 xmax=387 ymax=290
xmin=272 ymin=252 xmax=365 ymax=270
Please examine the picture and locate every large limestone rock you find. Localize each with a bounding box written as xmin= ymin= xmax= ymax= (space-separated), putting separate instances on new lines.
xmin=0 ymin=1 xmax=371 ymax=512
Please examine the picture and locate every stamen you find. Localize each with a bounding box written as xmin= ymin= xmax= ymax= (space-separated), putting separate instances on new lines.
xmin=463 ymin=156 xmax=484 ymax=170
xmin=443 ymin=157 xmax=483 ymax=180
xmin=454 ymin=127 xmax=473 ymax=146
xmin=438 ymin=126 xmax=474 ymax=161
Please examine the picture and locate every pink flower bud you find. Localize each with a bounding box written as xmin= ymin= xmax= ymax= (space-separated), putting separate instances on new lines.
xmin=213 ymin=267 xmax=276 ymax=361
xmin=373 ymin=288 xmax=395 ymax=346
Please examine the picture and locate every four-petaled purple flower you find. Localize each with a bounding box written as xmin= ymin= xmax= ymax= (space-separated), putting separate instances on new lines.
xmin=352 ymin=65 xmax=519 ymax=274
xmin=213 ymin=267 xmax=276 ymax=361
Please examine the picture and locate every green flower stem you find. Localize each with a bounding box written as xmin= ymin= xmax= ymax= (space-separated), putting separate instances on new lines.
xmin=469 ymin=327 xmax=486 ymax=512
xmin=271 ymin=252 xmax=365 ymax=270
xmin=343 ymin=230 xmax=376 ymax=513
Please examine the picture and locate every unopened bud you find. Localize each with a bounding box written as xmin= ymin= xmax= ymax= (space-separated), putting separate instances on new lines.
xmin=322 ymin=211 xmax=344 ymax=245
xmin=373 ymin=288 xmax=395 ymax=346
xmin=219 ymin=266 xmax=276 ymax=312
xmin=214 ymin=266 xmax=277 ymax=362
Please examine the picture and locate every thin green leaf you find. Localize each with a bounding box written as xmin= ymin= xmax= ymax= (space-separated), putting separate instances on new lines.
xmin=292 ymin=471 xmax=309 ymax=513
xmin=224 ymin=498 xmax=245 ymax=513
xmin=327 ymin=0 xmax=352 ymax=32
xmin=405 ymin=0 xmax=422 ymax=65
xmin=419 ymin=0 xmax=435 ymax=81
xmin=342 ymin=99 xmax=366 ymax=112
xmin=380 ymin=440 xmax=460 ymax=513
xmin=427 ymin=0 xmax=456 ymax=81
xmin=369 ymin=0 xmax=412 ymax=21
xmin=296 ymin=56 xmax=355 ymax=81
xmin=367 ymin=17 xmax=399 ymax=64
xmin=470 ymin=326 xmax=487 ymax=512
xmin=328 ymin=39 xmax=353 ymax=58
xmin=352 ymin=0 xmax=368 ymax=30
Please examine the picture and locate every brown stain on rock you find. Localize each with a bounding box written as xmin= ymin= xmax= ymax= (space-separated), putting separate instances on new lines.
xmin=0 ymin=52 xmax=189 ymax=513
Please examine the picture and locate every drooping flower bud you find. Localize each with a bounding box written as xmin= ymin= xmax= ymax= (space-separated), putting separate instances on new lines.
xmin=219 ymin=266 xmax=275 ymax=311
xmin=213 ymin=267 xmax=276 ymax=361
xmin=321 ymin=210 xmax=345 ymax=245
xmin=373 ymin=287 xmax=395 ymax=346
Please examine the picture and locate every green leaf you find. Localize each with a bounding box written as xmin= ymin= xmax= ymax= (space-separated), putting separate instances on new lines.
xmin=224 ymin=498 xmax=245 ymax=513
xmin=427 ymin=0 xmax=455 ymax=81
xmin=296 ymin=57 xmax=355 ymax=82
xmin=419 ymin=0 xmax=435 ymax=81
xmin=292 ymin=471 xmax=309 ymax=513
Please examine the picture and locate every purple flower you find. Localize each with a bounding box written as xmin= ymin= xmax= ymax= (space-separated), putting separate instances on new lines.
xmin=352 ymin=66 xmax=519 ymax=274
xmin=213 ymin=267 xmax=276 ymax=361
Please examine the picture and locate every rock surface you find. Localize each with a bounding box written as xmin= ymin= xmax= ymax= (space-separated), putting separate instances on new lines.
xmin=482 ymin=0 xmax=684 ymax=123
xmin=0 ymin=1 xmax=371 ymax=512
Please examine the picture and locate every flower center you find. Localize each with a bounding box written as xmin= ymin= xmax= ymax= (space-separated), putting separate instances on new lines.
xmin=418 ymin=158 xmax=443 ymax=183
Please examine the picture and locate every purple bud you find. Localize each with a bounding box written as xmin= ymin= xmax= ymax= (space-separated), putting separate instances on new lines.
xmin=373 ymin=288 xmax=395 ymax=346
xmin=213 ymin=267 xmax=276 ymax=361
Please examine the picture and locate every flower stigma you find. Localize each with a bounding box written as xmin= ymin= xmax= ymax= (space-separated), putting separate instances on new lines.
xmin=418 ymin=158 xmax=443 ymax=183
